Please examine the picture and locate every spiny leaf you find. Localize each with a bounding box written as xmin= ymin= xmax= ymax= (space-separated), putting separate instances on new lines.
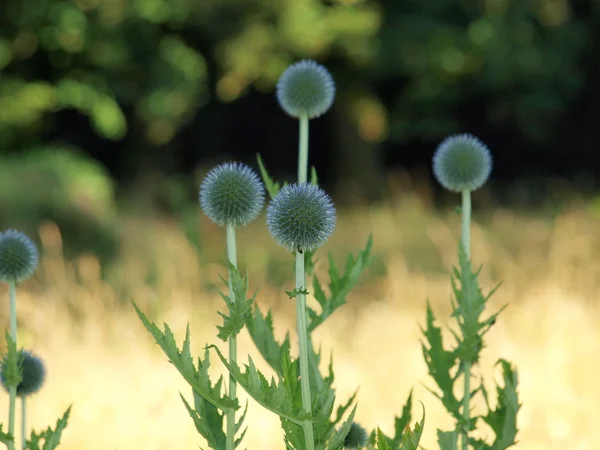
xmin=216 ymin=264 xmax=256 ymax=342
xmin=398 ymin=403 xmax=425 ymax=450
xmin=257 ymin=153 xmax=282 ymax=199
xmin=308 ymin=236 xmax=373 ymax=332
xmin=475 ymin=360 xmax=520 ymax=450
xmin=26 ymin=406 xmax=71 ymax=450
xmin=2 ymin=332 xmax=23 ymax=389
xmin=437 ymin=430 xmax=459 ymax=450
xmin=327 ymin=405 xmax=357 ymax=450
xmin=209 ymin=345 xmax=307 ymax=425
xmin=392 ymin=390 xmax=414 ymax=445
xmin=245 ymin=304 xmax=285 ymax=376
xmin=182 ymin=390 xmax=226 ymax=450
xmin=0 ymin=424 xmax=13 ymax=445
xmin=133 ymin=302 xmax=238 ymax=411
xmin=375 ymin=428 xmax=393 ymax=450
xmin=421 ymin=301 xmax=461 ymax=419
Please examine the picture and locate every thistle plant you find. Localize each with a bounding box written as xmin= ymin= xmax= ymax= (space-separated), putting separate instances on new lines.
xmin=422 ymin=134 xmax=520 ymax=450
xmin=0 ymin=230 xmax=70 ymax=450
xmin=133 ymin=59 xmax=521 ymax=450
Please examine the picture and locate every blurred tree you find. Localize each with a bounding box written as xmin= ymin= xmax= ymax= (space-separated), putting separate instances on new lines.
xmin=0 ymin=0 xmax=597 ymax=202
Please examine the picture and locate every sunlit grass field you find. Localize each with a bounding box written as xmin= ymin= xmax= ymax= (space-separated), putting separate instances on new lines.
xmin=1 ymin=192 xmax=599 ymax=450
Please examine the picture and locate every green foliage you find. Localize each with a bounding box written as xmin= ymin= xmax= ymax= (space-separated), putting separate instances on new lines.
xmin=26 ymin=407 xmax=71 ymax=450
xmin=372 ymin=407 xmax=424 ymax=450
xmin=216 ymin=265 xmax=256 ymax=342
xmin=422 ymin=243 xmax=520 ymax=448
xmin=0 ymin=147 xmax=118 ymax=263
xmin=307 ymin=236 xmax=373 ymax=332
xmin=369 ymin=391 xmax=415 ymax=448
xmin=474 ymin=360 xmax=520 ymax=450
xmin=1 ymin=333 xmax=23 ymax=390
xmin=0 ymin=424 xmax=13 ymax=445
xmin=181 ymin=390 xmax=226 ymax=450
xmin=133 ymin=303 xmax=239 ymax=412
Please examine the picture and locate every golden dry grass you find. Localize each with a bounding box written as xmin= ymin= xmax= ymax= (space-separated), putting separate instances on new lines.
xmin=1 ymin=194 xmax=599 ymax=450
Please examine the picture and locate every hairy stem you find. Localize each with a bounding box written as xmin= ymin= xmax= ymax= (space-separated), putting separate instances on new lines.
xmin=226 ymin=224 xmax=238 ymax=450
xmin=296 ymin=250 xmax=315 ymax=449
xmin=461 ymin=189 xmax=472 ymax=450
xmin=298 ymin=116 xmax=309 ymax=184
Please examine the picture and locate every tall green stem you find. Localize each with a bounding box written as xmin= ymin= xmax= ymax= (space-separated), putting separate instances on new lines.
xmin=21 ymin=398 xmax=26 ymax=450
xmin=8 ymin=282 xmax=17 ymax=450
xmin=461 ymin=189 xmax=472 ymax=450
xmin=296 ymin=250 xmax=315 ymax=450
xmin=298 ymin=116 xmax=309 ymax=184
xmin=225 ymin=224 xmax=238 ymax=450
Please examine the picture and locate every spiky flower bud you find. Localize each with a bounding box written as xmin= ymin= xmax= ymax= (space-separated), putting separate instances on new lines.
xmin=199 ymin=162 xmax=265 ymax=227
xmin=1 ymin=350 xmax=46 ymax=397
xmin=344 ymin=422 xmax=368 ymax=449
xmin=432 ymin=134 xmax=492 ymax=192
xmin=276 ymin=60 xmax=335 ymax=119
xmin=0 ymin=230 xmax=39 ymax=283
xmin=267 ymin=183 xmax=335 ymax=252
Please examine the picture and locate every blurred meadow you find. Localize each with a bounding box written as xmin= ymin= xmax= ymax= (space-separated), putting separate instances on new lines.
xmin=2 ymin=0 xmax=600 ymax=448
xmin=1 ymin=186 xmax=600 ymax=450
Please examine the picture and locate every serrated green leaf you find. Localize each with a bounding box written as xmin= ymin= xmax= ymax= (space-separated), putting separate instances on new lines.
xmin=133 ymin=303 xmax=238 ymax=411
xmin=421 ymin=302 xmax=461 ymax=419
xmin=216 ymin=265 xmax=256 ymax=342
xmin=257 ymin=153 xmax=281 ymax=199
xmin=437 ymin=430 xmax=459 ymax=450
xmin=308 ymin=236 xmax=373 ymax=332
xmin=245 ymin=304 xmax=285 ymax=376
xmin=327 ymin=405 xmax=357 ymax=450
xmin=375 ymin=428 xmax=393 ymax=450
xmin=476 ymin=360 xmax=520 ymax=450
xmin=182 ymin=390 xmax=226 ymax=450
xmin=399 ymin=404 xmax=425 ymax=450
xmin=2 ymin=332 xmax=23 ymax=388
xmin=209 ymin=345 xmax=306 ymax=425
xmin=391 ymin=390 xmax=414 ymax=445
xmin=26 ymin=406 xmax=71 ymax=450
xmin=0 ymin=424 xmax=13 ymax=445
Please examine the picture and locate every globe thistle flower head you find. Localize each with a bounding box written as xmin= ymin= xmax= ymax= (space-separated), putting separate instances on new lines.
xmin=432 ymin=134 xmax=492 ymax=192
xmin=1 ymin=350 xmax=46 ymax=397
xmin=199 ymin=162 xmax=265 ymax=227
xmin=276 ymin=60 xmax=336 ymax=119
xmin=343 ymin=422 xmax=368 ymax=449
xmin=267 ymin=183 xmax=336 ymax=252
xmin=0 ymin=229 xmax=39 ymax=283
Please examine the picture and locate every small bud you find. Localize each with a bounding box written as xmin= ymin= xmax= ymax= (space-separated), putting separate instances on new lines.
xmin=199 ymin=162 xmax=265 ymax=227
xmin=276 ymin=60 xmax=336 ymax=119
xmin=0 ymin=230 xmax=39 ymax=283
xmin=344 ymin=422 xmax=368 ymax=449
xmin=432 ymin=134 xmax=492 ymax=192
xmin=267 ymin=183 xmax=336 ymax=252
xmin=1 ymin=350 xmax=46 ymax=397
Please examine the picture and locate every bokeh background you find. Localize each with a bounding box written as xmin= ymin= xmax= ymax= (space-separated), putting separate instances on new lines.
xmin=1 ymin=0 xmax=600 ymax=449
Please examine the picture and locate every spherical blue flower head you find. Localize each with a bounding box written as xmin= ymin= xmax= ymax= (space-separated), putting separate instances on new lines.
xmin=199 ymin=162 xmax=265 ymax=227
xmin=343 ymin=422 xmax=368 ymax=449
xmin=267 ymin=183 xmax=336 ymax=252
xmin=432 ymin=134 xmax=492 ymax=192
xmin=276 ymin=60 xmax=336 ymax=119
xmin=0 ymin=230 xmax=39 ymax=283
xmin=1 ymin=350 xmax=46 ymax=397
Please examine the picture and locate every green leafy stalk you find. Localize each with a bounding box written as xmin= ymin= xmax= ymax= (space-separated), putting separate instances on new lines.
xmin=460 ymin=189 xmax=472 ymax=450
xmin=225 ymin=224 xmax=239 ymax=450
xmin=296 ymin=250 xmax=316 ymax=449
